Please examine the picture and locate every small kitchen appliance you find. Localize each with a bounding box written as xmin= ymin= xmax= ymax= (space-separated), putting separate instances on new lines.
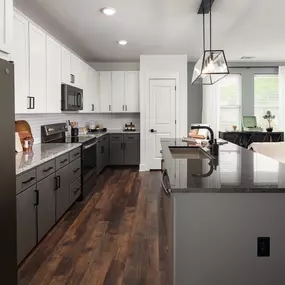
xmin=61 ymin=84 xmax=83 ymax=111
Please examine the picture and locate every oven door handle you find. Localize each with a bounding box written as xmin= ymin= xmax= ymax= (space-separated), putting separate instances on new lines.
xmin=161 ymin=169 xmax=171 ymax=196
xmin=84 ymin=141 xmax=97 ymax=150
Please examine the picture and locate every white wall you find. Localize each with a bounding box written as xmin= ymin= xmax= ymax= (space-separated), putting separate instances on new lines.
xmin=140 ymin=55 xmax=188 ymax=171
xmin=90 ymin=62 xmax=140 ymax=71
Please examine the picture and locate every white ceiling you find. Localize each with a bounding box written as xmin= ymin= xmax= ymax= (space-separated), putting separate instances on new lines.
xmin=14 ymin=0 xmax=285 ymax=63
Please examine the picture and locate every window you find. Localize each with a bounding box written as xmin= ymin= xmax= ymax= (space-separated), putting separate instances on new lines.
xmin=219 ymin=74 xmax=242 ymax=132
xmin=254 ymin=75 xmax=279 ymax=130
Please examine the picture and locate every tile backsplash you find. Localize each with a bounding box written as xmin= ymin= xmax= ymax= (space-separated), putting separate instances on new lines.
xmin=15 ymin=113 xmax=140 ymax=144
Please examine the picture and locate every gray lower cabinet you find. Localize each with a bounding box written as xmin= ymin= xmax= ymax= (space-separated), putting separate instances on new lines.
xmin=109 ymin=134 xmax=140 ymax=165
xmin=103 ymin=135 xmax=110 ymax=167
xmin=17 ymin=185 xmax=37 ymax=265
xmin=37 ymin=173 xmax=56 ymax=241
xmin=70 ymin=177 xmax=81 ymax=205
xmin=110 ymin=135 xmax=124 ymax=165
xmin=55 ymin=164 xmax=71 ymax=221
xmin=124 ymin=135 xmax=139 ymax=165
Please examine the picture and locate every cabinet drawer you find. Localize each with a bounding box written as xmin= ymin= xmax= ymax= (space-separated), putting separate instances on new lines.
xmin=16 ymin=169 xmax=37 ymax=195
xmin=55 ymin=153 xmax=70 ymax=170
xmin=124 ymin=134 xmax=139 ymax=141
xmin=69 ymin=158 xmax=81 ymax=183
xmin=69 ymin=147 xmax=81 ymax=162
xmin=37 ymin=160 xmax=55 ymax=181
xmin=110 ymin=134 xmax=123 ymax=141
xmin=70 ymin=177 xmax=81 ymax=205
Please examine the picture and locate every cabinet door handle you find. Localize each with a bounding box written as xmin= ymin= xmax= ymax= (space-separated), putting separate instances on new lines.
xmin=60 ymin=159 xmax=68 ymax=164
xmin=122 ymin=105 xmax=124 ymax=111
xmin=125 ymin=105 xmax=127 ymax=111
xmin=43 ymin=166 xmax=53 ymax=173
xmin=73 ymin=152 xmax=80 ymax=157
xmin=109 ymin=105 xmax=111 ymax=112
xmin=55 ymin=176 xmax=60 ymax=189
xmin=92 ymin=104 xmax=94 ymax=111
xmin=22 ymin=177 xmax=36 ymax=184
xmin=32 ymin=97 xmax=35 ymax=109
xmin=34 ymin=190 xmax=39 ymax=206
xmin=70 ymin=74 xmax=75 ymax=84
xmin=73 ymin=167 xmax=80 ymax=173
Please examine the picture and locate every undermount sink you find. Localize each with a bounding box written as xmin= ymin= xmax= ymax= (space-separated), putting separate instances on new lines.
xmin=169 ymin=146 xmax=213 ymax=160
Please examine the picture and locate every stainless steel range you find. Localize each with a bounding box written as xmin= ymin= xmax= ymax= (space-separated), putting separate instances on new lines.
xmin=41 ymin=123 xmax=100 ymax=199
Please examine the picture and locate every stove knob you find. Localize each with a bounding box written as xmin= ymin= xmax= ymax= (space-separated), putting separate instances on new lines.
xmin=48 ymin=128 xmax=54 ymax=132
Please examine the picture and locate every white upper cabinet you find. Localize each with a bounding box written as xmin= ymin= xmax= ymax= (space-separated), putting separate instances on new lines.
xmin=81 ymin=64 xmax=94 ymax=112
xmin=112 ymin=71 xmax=125 ymax=113
xmin=70 ymin=53 xmax=83 ymax=88
xmin=61 ymin=46 xmax=71 ymax=85
xmin=99 ymin=71 xmax=112 ymax=112
xmin=46 ymin=36 xmax=61 ymax=113
xmin=13 ymin=12 xmax=30 ymax=114
xmin=125 ymin=71 xmax=139 ymax=112
xmin=29 ymin=23 xmax=46 ymax=113
xmin=0 ymin=0 xmax=13 ymax=54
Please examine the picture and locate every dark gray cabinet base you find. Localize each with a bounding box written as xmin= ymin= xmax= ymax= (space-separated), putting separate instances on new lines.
xmin=17 ymin=185 xmax=37 ymax=265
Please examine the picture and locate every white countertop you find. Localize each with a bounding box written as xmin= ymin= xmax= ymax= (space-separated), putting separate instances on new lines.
xmin=16 ymin=143 xmax=81 ymax=175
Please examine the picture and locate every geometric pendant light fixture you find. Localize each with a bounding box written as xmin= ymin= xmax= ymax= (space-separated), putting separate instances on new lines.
xmin=192 ymin=0 xmax=229 ymax=85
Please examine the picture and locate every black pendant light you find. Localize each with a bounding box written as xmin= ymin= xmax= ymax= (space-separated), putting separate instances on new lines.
xmin=192 ymin=0 xmax=229 ymax=85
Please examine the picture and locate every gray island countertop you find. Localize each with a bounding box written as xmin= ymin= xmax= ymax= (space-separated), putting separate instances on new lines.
xmin=161 ymin=138 xmax=285 ymax=193
xmin=16 ymin=143 xmax=81 ymax=175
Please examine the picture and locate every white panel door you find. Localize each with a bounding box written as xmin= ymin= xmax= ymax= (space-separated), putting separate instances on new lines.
xmin=29 ymin=23 xmax=46 ymax=113
xmin=0 ymin=0 xmax=13 ymax=54
xmin=13 ymin=12 xmax=30 ymax=114
xmin=99 ymin=71 xmax=112 ymax=112
xmin=125 ymin=71 xmax=139 ymax=113
xmin=61 ymin=46 xmax=71 ymax=85
xmin=149 ymin=79 xmax=176 ymax=169
xmin=46 ymin=36 xmax=61 ymax=113
xmin=112 ymin=71 xmax=125 ymax=113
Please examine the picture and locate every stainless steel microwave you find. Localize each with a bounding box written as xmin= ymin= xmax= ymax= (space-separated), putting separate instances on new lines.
xmin=61 ymin=84 xmax=83 ymax=111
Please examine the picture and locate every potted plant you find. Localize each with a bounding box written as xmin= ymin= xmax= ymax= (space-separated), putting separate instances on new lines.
xmin=263 ymin=110 xmax=275 ymax=132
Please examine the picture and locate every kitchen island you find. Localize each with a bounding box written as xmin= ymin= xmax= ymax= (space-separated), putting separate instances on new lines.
xmin=161 ymin=138 xmax=285 ymax=285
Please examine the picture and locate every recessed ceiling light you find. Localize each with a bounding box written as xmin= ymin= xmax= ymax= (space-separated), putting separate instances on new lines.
xmin=117 ymin=40 xmax=128 ymax=46
xmin=100 ymin=7 xmax=116 ymax=16
xmin=241 ymin=56 xmax=256 ymax=60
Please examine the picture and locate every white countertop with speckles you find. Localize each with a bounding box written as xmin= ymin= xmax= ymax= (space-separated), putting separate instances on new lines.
xmin=16 ymin=143 xmax=81 ymax=175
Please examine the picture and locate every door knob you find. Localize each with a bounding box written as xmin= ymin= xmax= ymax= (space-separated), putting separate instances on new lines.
xmin=150 ymin=129 xmax=157 ymax=133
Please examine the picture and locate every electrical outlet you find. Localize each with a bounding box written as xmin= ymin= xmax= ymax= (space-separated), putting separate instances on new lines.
xmin=257 ymin=237 xmax=270 ymax=257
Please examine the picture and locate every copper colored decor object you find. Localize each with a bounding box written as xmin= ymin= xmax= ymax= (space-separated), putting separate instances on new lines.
xmin=15 ymin=120 xmax=34 ymax=151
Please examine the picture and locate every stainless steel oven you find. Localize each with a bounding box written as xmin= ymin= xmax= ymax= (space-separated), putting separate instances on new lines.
xmin=61 ymin=84 xmax=83 ymax=111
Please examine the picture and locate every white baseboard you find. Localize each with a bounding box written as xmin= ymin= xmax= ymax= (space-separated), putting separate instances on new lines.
xmin=139 ymin=164 xmax=149 ymax=172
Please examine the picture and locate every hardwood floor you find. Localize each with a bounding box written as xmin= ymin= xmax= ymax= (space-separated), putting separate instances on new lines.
xmin=18 ymin=168 xmax=169 ymax=285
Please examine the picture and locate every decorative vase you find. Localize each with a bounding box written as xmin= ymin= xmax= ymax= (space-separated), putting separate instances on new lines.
xmin=266 ymin=127 xmax=273 ymax=132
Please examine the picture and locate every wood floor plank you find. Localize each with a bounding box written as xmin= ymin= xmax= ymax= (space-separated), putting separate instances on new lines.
xmin=18 ymin=168 xmax=169 ymax=285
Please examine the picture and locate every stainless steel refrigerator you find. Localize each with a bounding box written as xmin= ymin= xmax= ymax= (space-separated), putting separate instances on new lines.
xmin=0 ymin=58 xmax=17 ymax=284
